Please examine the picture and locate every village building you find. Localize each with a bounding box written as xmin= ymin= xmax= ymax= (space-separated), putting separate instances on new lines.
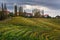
xmin=25 ymin=13 xmax=33 ymax=17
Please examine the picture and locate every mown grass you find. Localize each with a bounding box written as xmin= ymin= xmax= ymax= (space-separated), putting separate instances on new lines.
xmin=0 ymin=17 xmax=60 ymax=40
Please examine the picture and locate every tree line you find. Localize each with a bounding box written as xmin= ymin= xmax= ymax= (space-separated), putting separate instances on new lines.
xmin=0 ymin=3 xmax=60 ymax=20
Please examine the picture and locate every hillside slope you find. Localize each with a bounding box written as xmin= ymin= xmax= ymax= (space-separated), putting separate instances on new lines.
xmin=0 ymin=17 xmax=60 ymax=40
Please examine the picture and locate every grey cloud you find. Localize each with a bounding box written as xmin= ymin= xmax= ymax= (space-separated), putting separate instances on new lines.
xmin=0 ymin=0 xmax=60 ymax=10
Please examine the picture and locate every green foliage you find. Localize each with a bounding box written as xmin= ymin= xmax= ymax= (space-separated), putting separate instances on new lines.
xmin=0 ymin=11 xmax=5 ymax=20
xmin=0 ymin=17 xmax=60 ymax=40
xmin=9 ymin=12 xmax=14 ymax=17
xmin=19 ymin=6 xmax=23 ymax=16
xmin=0 ymin=3 xmax=8 ymax=20
xmin=14 ymin=5 xmax=17 ymax=16
xmin=32 ymin=9 xmax=41 ymax=18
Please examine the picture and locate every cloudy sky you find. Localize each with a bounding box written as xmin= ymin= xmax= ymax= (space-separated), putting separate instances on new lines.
xmin=0 ymin=0 xmax=60 ymax=17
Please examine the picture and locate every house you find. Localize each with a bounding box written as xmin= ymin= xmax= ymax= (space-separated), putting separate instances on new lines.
xmin=44 ymin=14 xmax=48 ymax=18
xmin=44 ymin=14 xmax=51 ymax=18
xmin=25 ymin=13 xmax=33 ymax=17
xmin=4 ymin=10 xmax=10 ymax=15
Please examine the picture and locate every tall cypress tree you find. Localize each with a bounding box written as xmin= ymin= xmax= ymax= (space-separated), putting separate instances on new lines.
xmin=14 ymin=4 xmax=17 ymax=16
xmin=4 ymin=3 xmax=7 ymax=11
xmin=42 ymin=10 xmax=44 ymax=15
xmin=2 ymin=3 xmax=4 ymax=12
xmin=0 ymin=3 xmax=5 ymax=20
xmin=41 ymin=10 xmax=44 ymax=17
xmin=19 ymin=6 xmax=23 ymax=16
xmin=4 ymin=3 xmax=8 ymax=18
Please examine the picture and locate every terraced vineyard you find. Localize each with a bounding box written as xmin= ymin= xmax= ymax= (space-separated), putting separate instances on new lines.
xmin=0 ymin=17 xmax=60 ymax=40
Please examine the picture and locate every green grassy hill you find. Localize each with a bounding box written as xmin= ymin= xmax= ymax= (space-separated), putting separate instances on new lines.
xmin=0 ymin=17 xmax=60 ymax=40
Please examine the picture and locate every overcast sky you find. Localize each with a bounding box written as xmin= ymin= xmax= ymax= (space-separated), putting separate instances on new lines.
xmin=0 ymin=0 xmax=60 ymax=17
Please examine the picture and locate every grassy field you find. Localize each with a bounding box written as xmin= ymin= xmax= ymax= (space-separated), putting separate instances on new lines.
xmin=0 ymin=17 xmax=60 ymax=40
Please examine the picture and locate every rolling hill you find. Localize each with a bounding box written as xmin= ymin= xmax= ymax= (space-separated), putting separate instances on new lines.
xmin=0 ymin=17 xmax=60 ymax=40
